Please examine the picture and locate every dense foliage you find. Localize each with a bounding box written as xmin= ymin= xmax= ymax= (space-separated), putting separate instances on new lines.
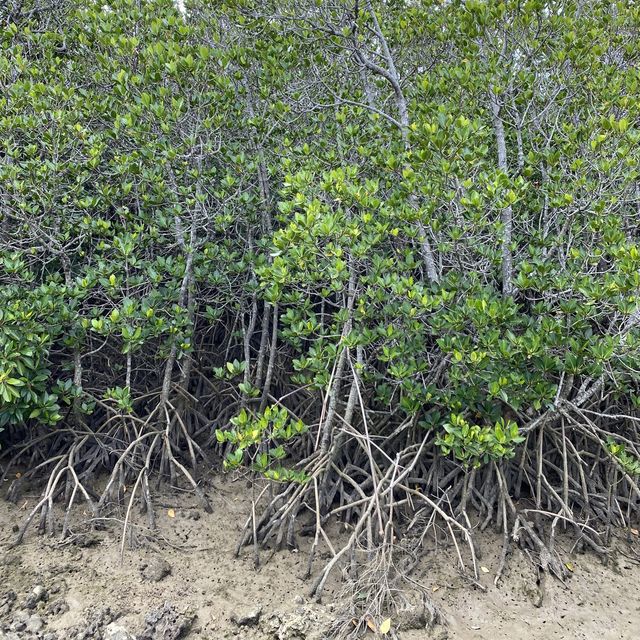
xmin=2 ymin=0 xmax=640 ymax=630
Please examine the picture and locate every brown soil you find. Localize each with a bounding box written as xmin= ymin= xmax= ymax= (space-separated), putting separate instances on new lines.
xmin=1 ymin=473 xmax=639 ymax=639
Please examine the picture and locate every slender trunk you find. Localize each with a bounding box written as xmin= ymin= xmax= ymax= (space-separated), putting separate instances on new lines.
xmin=259 ymin=303 xmax=279 ymax=413
xmin=356 ymin=0 xmax=439 ymax=284
xmin=242 ymin=292 xmax=258 ymax=391
xmin=490 ymin=92 xmax=515 ymax=297
xmin=319 ymin=262 xmax=357 ymax=453
xmin=245 ymin=81 xmax=274 ymax=397
xmin=61 ymin=253 xmax=84 ymax=416
xmin=160 ymin=217 xmax=197 ymax=410
xmin=255 ymin=303 xmax=271 ymax=389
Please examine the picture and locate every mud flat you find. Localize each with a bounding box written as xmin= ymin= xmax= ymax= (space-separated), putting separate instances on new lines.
xmin=1 ymin=475 xmax=638 ymax=639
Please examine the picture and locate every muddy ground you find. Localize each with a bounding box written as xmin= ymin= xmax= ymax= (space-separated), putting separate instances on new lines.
xmin=1 ymin=473 xmax=639 ymax=639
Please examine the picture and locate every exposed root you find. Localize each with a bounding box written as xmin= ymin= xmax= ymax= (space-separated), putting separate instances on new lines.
xmin=2 ymin=398 xmax=213 ymax=550
xmin=232 ymin=395 xmax=640 ymax=613
xmin=3 ymin=362 xmax=640 ymax=620
xmin=329 ymin=540 xmax=440 ymax=639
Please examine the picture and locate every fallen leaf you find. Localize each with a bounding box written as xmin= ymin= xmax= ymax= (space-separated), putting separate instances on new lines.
xmin=380 ymin=618 xmax=392 ymax=635
xmin=630 ymin=528 xmax=639 ymax=536
xmin=15 ymin=472 xmax=21 ymax=479
xmin=167 ymin=508 xmax=176 ymax=518
xmin=565 ymin=562 xmax=574 ymax=572
xmin=365 ymin=617 xmax=377 ymax=632
xmin=432 ymin=586 xmax=440 ymax=592
xmin=480 ymin=566 xmax=489 ymax=573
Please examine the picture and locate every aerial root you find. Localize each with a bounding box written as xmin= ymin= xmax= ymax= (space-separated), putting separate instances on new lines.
xmin=4 ymin=398 xmax=213 ymax=548
xmin=234 ymin=415 xmax=639 ymax=614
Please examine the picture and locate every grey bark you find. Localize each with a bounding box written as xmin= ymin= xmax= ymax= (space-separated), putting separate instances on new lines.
xmin=490 ymin=92 xmax=515 ymax=297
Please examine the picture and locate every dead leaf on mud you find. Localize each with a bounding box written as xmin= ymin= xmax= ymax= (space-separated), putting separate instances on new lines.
xmin=167 ymin=508 xmax=176 ymax=518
